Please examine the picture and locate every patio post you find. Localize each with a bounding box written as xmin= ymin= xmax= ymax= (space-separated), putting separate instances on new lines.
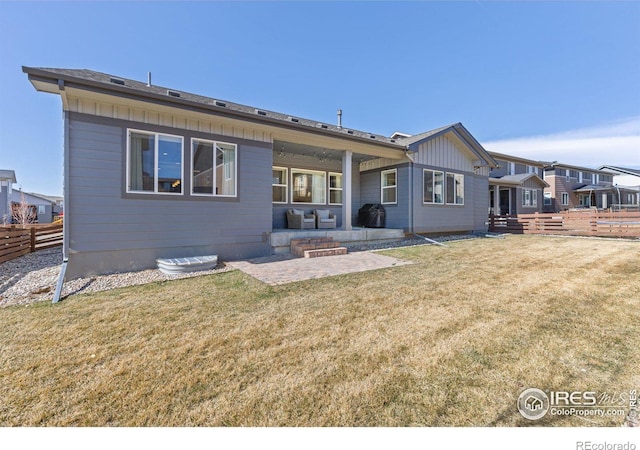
xmin=493 ymin=184 xmax=500 ymax=215
xmin=342 ymin=150 xmax=352 ymax=230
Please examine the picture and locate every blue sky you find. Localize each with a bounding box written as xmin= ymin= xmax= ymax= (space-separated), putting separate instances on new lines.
xmin=1 ymin=1 xmax=639 ymax=196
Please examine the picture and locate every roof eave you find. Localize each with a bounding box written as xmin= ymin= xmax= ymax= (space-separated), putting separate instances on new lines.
xmin=23 ymin=66 xmax=406 ymax=153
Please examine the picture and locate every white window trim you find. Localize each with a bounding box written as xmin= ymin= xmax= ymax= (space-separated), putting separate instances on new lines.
xmin=381 ymin=168 xmax=397 ymax=205
xmin=127 ymin=129 xmax=184 ymax=196
xmin=328 ymin=172 xmax=343 ymax=205
xmin=423 ymin=169 xmax=444 ymax=204
xmin=445 ymin=172 xmax=464 ymax=206
xmin=544 ymin=192 xmax=552 ymax=206
xmin=522 ymin=189 xmax=538 ymax=207
xmin=561 ymin=192 xmax=569 ymax=206
xmin=291 ymin=168 xmax=327 ymax=205
xmin=272 ymin=166 xmax=288 ymax=204
xmin=190 ymin=138 xmax=238 ymax=198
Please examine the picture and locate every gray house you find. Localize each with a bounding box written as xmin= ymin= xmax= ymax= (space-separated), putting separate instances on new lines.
xmin=24 ymin=67 xmax=496 ymax=279
xmin=487 ymin=151 xmax=548 ymax=215
xmin=0 ymin=169 xmax=17 ymax=224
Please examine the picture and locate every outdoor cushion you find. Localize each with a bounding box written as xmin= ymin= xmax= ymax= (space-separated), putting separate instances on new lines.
xmin=315 ymin=209 xmax=330 ymax=219
xmin=291 ymin=209 xmax=305 ymax=216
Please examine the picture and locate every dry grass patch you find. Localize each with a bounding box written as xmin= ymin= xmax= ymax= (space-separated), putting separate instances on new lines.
xmin=1 ymin=235 xmax=638 ymax=426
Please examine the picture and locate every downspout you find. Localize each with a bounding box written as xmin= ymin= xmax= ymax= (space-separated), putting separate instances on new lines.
xmin=405 ymin=149 xmax=415 ymax=235
xmin=53 ymin=110 xmax=70 ymax=303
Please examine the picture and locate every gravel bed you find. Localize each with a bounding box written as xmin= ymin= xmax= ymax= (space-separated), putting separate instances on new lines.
xmin=1 ymin=234 xmax=481 ymax=308
xmin=0 ymin=248 xmax=231 ymax=308
xmin=345 ymin=233 xmax=481 ymax=251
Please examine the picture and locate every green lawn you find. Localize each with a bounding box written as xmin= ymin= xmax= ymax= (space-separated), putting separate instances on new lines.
xmin=1 ymin=235 xmax=638 ymax=426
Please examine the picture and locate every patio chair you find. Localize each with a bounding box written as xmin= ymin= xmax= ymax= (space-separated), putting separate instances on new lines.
xmin=314 ymin=209 xmax=337 ymax=229
xmin=286 ymin=209 xmax=316 ymax=229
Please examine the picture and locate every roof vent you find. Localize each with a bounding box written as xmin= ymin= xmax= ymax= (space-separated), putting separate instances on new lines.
xmin=390 ymin=139 xmax=396 ymax=143
xmin=369 ymin=135 xmax=376 ymax=139
xmin=318 ymin=123 xmax=329 ymax=129
xmin=214 ymin=100 xmax=227 ymax=108
xmin=288 ymin=117 xmax=300 ymax=123
xmin=110 ymin=77 xmax=125 ymax=86
xmin=346 ymin=130 xmax=354 ymax=135
xmin=167 ymin=90 xmax=181 ymax=98
xmin=255 ymin=109 xmax=267 ymax=116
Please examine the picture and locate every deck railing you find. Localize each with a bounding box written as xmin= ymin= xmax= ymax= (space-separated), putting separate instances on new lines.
xmin=0 ymin=223 xmax=63 ymax=264
xmin=489 ymin=211 xmax=640 ymax=238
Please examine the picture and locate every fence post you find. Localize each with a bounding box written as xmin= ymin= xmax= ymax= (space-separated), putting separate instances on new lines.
xmin=30 ymin=227 xmax=36 ymax=252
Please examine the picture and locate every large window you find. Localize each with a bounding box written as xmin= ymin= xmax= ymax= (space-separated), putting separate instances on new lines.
xmin=329 ymin=173 xmax=343 ymax=205
xmin=272 ymin=167 xmax=288 ymax=203
xmin=446 ymin=172 xmax=464 ymax=205
xmin=561 ymin=192 xmax=569 ymax=206
xmin=292 ymin=169 xmax=326 ymax=204
xmin=128 ymin=130 xmax=183 ymax=194
xmin=381 ymin=169 xmax=397 ymax=204
xmin=522 ymin=189 xmax=537 ymax=207
xmin=423 ymin=169 xmax=444 ymax=204
xmin=191 ymin=139 xmax=237 ymax=197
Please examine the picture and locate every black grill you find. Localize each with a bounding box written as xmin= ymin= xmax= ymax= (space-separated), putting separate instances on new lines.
xmin=357 ymin=204 xmax=386 ymax=228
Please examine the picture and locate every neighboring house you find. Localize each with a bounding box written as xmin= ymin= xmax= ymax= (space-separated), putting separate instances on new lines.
xmin=541 ymin=162 xmax=638 ymax=212
xmin=487 ymin=152 xmax=548 ymax=215
xmin=10 ymin=190 xmax=58 ymax=223
xmin=598 ymin=166 xmax=640 ymax=207
xmin=24 ymin=66 xmax=496 ymax=279
xmin=0 ymin=169 xmax=17 ymax=224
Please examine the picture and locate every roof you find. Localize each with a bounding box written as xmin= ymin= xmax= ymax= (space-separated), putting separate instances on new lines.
xmin=573 ymin=184 xmax=614 ymax=192
xmin=543 ymin=161 xmax=611 ymax=174
xmin=396 ymin=122 xmax=498 ymax=168
xmin=598 ymin=165 xmax=640 ymax=177
xmin=489 ymin=173 xmax=549 ymax=187
xmin=22 ymin=67 xmax=405 ymax=151
xmin=487 ymin=151 xmax=545 ymax=167
xmin=0 ymin=169 xmax=17 ymax=183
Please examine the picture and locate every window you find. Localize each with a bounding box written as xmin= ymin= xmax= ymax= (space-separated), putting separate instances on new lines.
xmin=128 ymin=130 xmax=183 ymax=194
xmin=522 ymin=189 xmax=537 ymax=207
xmin=292 ymin=169 xmax=326 ymax=204
xmin=446 ymin=172 xmax=464 ymax=205
xmin=37 ymin=205 xmax=46 ymax=214
xmin=423 ymin=169 xmax=444 ymax=204
xmin=583 ymin=172 xmax=592 ymax=182
xmin=561 ymin=192 xmax=569 ymax=206
xmin=272 ymin=167 xmax=288 ymax=203
xmin=569 ymin=170 xmax=578 ymax=179
xmin=544 ymin=192 xmax=552 ymax=206
xmin=601 ymin=174 xmax=613 ymax=183
xmin=381 ymin=169 xmax=397 ymax=204
xmin=191 ymin=139 xmax=237 ymax=197
xmin=329 ymin=173 xmax=343 ymax=205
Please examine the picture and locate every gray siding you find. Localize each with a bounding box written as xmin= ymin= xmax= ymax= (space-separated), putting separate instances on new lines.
xmin=490 ymin=160 xmax=509 ymax=178
xmin=412 ymin=165 xmax=488 ymax=234
xmin=359 ymin=164 xmax=410 ymax=230
xmin=65 ymin=113 xmax=272 ymax=279
xmin=0 ymin=188 xmax=8 ymax=222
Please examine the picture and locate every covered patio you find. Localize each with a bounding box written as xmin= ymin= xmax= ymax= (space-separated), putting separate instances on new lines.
xmin=270 ymin=129 xmax=407 ymax=231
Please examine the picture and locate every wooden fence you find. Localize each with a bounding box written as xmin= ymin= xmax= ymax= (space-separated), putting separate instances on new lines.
xmin=489 ymin=211 xmax=640 ymax=238
xmin=0 ymin=223 xmax=63 ymax=264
